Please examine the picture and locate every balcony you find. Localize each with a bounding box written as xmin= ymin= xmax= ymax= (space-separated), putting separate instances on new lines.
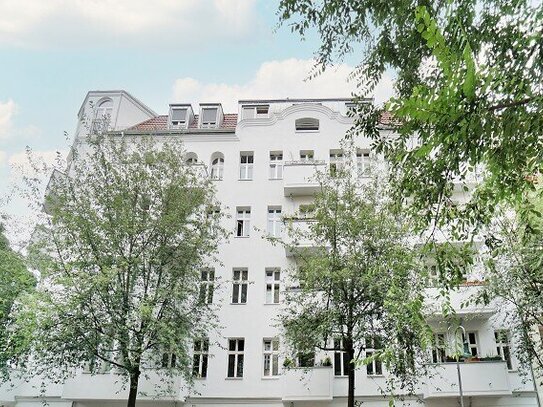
xmin=282 ymin=367 xmax=333 ymax=401
xmin=423 ymin=361 xmax=511 ymax=399
xmin=62 ymin=371 xmax=184 ymax=401
xmin=283 ymin=160 xmax=327 ymax=196
xmin=283 ymin=219 xmax=324 ymax=257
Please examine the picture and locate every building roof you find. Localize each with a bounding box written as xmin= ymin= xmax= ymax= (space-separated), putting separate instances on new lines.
xmin=128 ymin=113 xmax=238 ymax=131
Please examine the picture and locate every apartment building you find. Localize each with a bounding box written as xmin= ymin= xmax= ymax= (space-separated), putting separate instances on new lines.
xmin=0 ymin=90 xmax=538 ymax=407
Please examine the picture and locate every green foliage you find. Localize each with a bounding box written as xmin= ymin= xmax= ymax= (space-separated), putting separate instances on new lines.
xmin=10 ymin=135 xmax=227 ymax=403
xmin=278 ymin=0 xmax=543 ymax=233
xmin=0 ymin=224 xmax=35 ymax=378
xmin=279 ymin=162 xmax=430 ymax=404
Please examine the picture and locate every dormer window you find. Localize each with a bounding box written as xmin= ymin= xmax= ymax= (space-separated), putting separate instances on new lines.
xmin=295 ymin=117 xmax=319 ymax=131
xmin=201 ymin=108 xmax=218 ymax=128
xmin=171 ymin=108 xmax=188 ymax=127
xmin=169 ymin=104 xmax=193 ymax=129
xmin=241 ymin=105 xmax=269 ymax=120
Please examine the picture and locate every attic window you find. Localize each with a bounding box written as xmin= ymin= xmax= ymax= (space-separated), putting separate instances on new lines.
xmin=295 ymin=117 xmax=319 ymax=131
xmin=170 ymin=108 xmax=188 ymax=128
xmin=242 ymin=105 xmax=269 ymax=120
xmin=201 ymin=108 xmax=218 ymax=128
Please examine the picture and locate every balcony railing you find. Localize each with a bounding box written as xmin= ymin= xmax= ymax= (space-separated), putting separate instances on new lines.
xmin=282 ymin=367 xmax=333 ymax=401
xmin=423 ymin=360 xmax=511 ymax=399
xmin=283 ymin=160 xmax=326 ymax=196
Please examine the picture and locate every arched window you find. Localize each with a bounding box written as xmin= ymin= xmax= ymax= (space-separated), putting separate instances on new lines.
xmin=92 ymin=99 xmax=113 ymax=133
xmin=295 ymin=117 xmax=319 ymax=131
xmin=210 ymin=153 xmax=225 ymax=180
xmin=185 ymin=152 xmax=198 ymax=165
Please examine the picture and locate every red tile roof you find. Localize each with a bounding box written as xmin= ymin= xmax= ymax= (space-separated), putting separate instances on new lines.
xmin=128 ymin=114 xmax=238 ymax=132
xmin=379 ymin=111 xmax=399 ymax=126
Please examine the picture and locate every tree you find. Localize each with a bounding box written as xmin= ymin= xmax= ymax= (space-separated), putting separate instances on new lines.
xmin=0 ymin=224 xmax=35 ymax=379
xmin=11 ymin=135 xmax=226 ymax=407
xmin=278 ymin=0 xmax=543 ymax=233
xmin=279 ymin=162 xmax=429 ymax=407
xmin=475 ymin=182 xmax=543 ymax=383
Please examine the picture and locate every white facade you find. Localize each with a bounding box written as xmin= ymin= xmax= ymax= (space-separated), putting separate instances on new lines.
xmin=0 ymin=90 xmax=539 ymax=407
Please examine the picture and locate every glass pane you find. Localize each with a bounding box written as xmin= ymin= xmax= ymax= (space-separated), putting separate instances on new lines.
xmin=241 ymin=284 xmax=247 ymax=303
xmin=238 ymin=339 xmax=244 ymax=351
xmin=171 ymin=108 xmax=186 ymax=121
xmin=334 ymin=353 xmax=342 ymax=375
xmin=229 ymin=340 xmax=236 ymax=351
xmin=273 ymin=284 xmax=280 ymax=303
xmin=266 ymin=284 xmax=272 ymax=303
xmin=228 ymin=354 xmax=235 ymax=377
xmin=202 ymin=355 xmax=208 ymax=378
xmin=272 ymin=339 xmax=279 ymax=351
xmin=242 ymin=270 xmax=248 ymax=280
xmin=203 ymin=340 xmax=209 ymax=352
xmin=263 ymin=354 xmax=270 ymax=376
xmin=193 ymin=354 xmax=200 ymax=376
xmin=376 ymin=360 xmax=382 ymax=375
xmin=237 ymin=354 xmax=244 ymax=377
xmin=272 ymin=354 xmax=279 ymax=375
xmin=232 ymin=284 xmax=239 ymax=303
xmin=202 ymin=108 xmax=217 ymax=122
xmin=264 ymin=340 xmax=271 ymax=351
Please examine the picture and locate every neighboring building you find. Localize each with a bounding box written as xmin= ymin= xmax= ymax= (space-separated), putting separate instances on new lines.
xmin=0 ymin=90 xmax=538 ymax=407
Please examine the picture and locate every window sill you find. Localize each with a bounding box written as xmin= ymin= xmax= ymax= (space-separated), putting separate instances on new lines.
xmin=234 ymin=236 xmax=250 ymax=239
xmin=295 ymin=130 xmax=320 ymax=134
xmin=261 ymin=376 xmax=281 ymax=380
xmin=193 ymin=376 xmax=207 ymax=380
xmin=238 ymin=179 xmax=253 ymax=181
xmin=225 ymin=377 xmax=244 ymax=380
xmin=367 ymin=374 xmax=385 ymax=378
xmin=230 ymin=302 xmax=247 ymax=305
xmin=268 ymin=178 xmax=283 ymax=181
xmin=263 ymin=302 xmax=280 ymax=306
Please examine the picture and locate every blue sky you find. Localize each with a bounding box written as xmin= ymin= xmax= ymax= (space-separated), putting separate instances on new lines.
xmin=0 ymin=0 xmax=393 ymax=241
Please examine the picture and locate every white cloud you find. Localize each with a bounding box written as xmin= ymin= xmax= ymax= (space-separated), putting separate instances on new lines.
xmin=0 ymin=150 xmax=7 ymax=166
xmin=0 ymin=0 xmax=258 ymax=49
xmin=0 ymin=99 xmax=17 ymax=138
xmin=172 ymin=58 xmax=395 ymax=112
xmin=8 ymin=149 xmax=66 ymax=178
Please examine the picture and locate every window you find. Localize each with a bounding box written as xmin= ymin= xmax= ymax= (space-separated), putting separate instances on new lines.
xmin=239 ymin=152 xmax=254 ymax=180
xmin=185 ymin=152 xmax=198 ymax=165
xmin=329 ymin=150 xmax=344 ymax=176
xmin=236 ymin=208 xmax=251 ymax=237
xmin=193 ymin=339 xmax=209 ymax=378
xmin=300 ymin=150 xmax=314 ymax=161
xmin=232 ymin=268 xmax=248 ymax=304
xmin=269 ymin=152 xmax=283 ymax=179
xmin=366 ymin=337 xmax=382 ymax=376
xmin=227 ymin=338 xmax=244 ymax=378
xmin=242 ymin=105 xmax=269 ymax=119
xmin=267 ymin=207 xmax=282 ymax=237
xmin=295 ymin=117 xmax=319 ymax=131
xmin=199 ymin=269 xmax=214 ymax=304
xmin=463 ymin=332 xmax=479 ymax=357
xmin=356 ymin=150 xmax=371 ymax=176
xmin=263 ymin=338 xmax=280 ymax=377
xmin=431 ymin=333 xmax=446 ymax=363
xmin=201 ymin=108 xmax=218 ymax=128
xmin=170 ymin=107 xmax=188 ymax=128
xmin=333 ymin=338 xmax=349 ymax=376
xmin=92 ymin=99 xmax=113 ymax=133
xmin=297 ymin=351 xmax=315 ymax=368
xmin=265 ymin=268 xmax=280 ymax=304
xmin=210 ymin=153 xmax=224 ymax=180
xmin=161 ymin=352 xmax=177 ymax=368
xmin=495 ymin=330 xmax=513 ymax=370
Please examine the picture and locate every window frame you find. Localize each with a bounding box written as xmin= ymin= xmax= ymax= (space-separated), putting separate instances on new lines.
xmin=193 ymin=339 xmax=209 ymax=379
xmin=333 ymin=338 xmax=349 ymax=376
xmin=263 ymin=338 xmax=280 ymax=377
xmin=199 ymin=268 xmax=214 ymax=305
xmin=365 ymin=337 xmax=383 ymax=376
xmin=295 ymin=117 xmax=319 ymax=132
xmin=227 ymin=338 xmax=245 ymax=378
xmin=235 ymin=208 xmax=251 ymax=237
xmin=231 ymin=268 xmax=249 ymax=304
xmin=201 ymin=107 xmax=219 ymax=128
xmin=267 ymin=207 xmax=282 ymax=237
xmin=265 ymin=268 xmax=281 ymax=304
xmin=495 ymin=330 xmax=513 ymax=370
xmin=239 ymin=152 xmax=254 ymax=180
xmin=269 ymin=151 xmax=283 ymax=179
xmin=210 ymin=155 xmax=224 ymax=180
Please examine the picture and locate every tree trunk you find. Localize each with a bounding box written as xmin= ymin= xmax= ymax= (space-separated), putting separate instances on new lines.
xmin=346 ymin=343 xmax=356 ymax=407
xmin=127 ymin=368 xmax=140 ymax=407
